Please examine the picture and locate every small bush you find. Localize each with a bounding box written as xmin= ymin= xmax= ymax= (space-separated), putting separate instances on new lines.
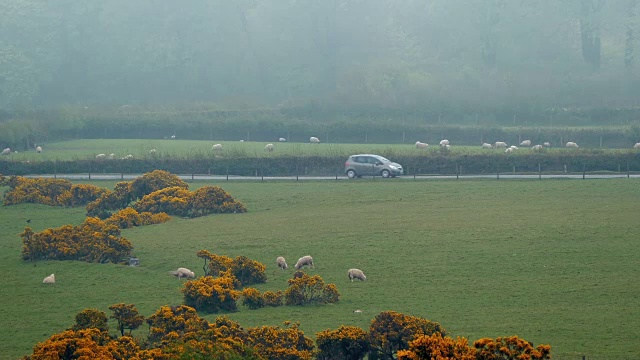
xmin=104 ymin=208 xmax=170 ymax=229
xmin=146 ymin=305 xmax=209 ymax=345
xmin=182 ymin=276 xmax=241 ymax=313
xmin=57 ymin=184 xmax=110 ymax=207
xmin=316 ymin=325 xmax=370 ymax=360
xmin=231 ymin=256 xmax=267 ymax=286
xmin=284 ymin=273 xmax=340 ymax=306
xmin=241 ymin=288 xmax=264 ymax=310
xmin=129 ymin=169 xmax=189 ymax=199
xmin=71 ymin=308 xmax=109 ymax=332
xmin=474 ymin=335 xmax=551 ymax=360
xmin=262 ymin=290 xmax=284 ymax=307
xmin=131 ymin=186 xmax=191 ymax=216
xmin=368 ymin=311 xmax=446 ymax=360
xmin=397 ymin=333 xmax=476 ymax=360
xmin=247 ymin=322 xmax=315 ymax=360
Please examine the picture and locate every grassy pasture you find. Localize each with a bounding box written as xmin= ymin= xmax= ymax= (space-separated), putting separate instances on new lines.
xmin=1 ymin=179 xmax=639 ymax=359
xmin=3 ymin=139 xmax=635 ymax=162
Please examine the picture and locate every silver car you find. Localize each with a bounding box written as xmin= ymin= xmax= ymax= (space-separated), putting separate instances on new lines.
xmin=344 ymin=154 xmax=403 ymax=179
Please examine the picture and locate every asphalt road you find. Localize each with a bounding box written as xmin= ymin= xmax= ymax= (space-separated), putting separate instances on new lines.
xmin=23 ymin=173 xmax=640 ymax=181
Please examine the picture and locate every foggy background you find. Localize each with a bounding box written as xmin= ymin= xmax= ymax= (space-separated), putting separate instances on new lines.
xmin=2 ymin=0 xmax=639 ymax=113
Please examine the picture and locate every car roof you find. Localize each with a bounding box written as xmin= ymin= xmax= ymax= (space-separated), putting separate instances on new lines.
xmin=350 ymin=154 xmax=385 ymax=158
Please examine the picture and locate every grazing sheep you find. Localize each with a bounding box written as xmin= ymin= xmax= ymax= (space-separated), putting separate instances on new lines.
xmin=265 ymin=143 xmax=274 ymax=152
xmin=532 ymin=144 xmax=543 ymax=151
xmin=310 ymin=137 xmax=320 ymax=143
xmin=1 ymin=148 xmax=10 ymax=155
xmin=566 ymin=141 xmax=579 ymax=148
xmin=348 ymin=268 xmax=366 ymax=282
xmin=96 ymin=153 xmax=106 ymax=159
xmin=505 ymin=147 xmax=514 ymax=153
xmin=634 ymin=143 xmax=640 ymax=149
xmin=36 ymin=146 xmax=43 ymax=153
xmin=239 ymin=140 xmax=244 ymax=142
xmin=107 ymin=153 xmax=116 ymax=160
xmin=439 ymin=139 xmax=450 ymax=146
xmin=212 ymin=144 xmax=223 ymax=151
xmin=171 ymin=135 xmax=176 ymax=139
xmin=353 ymin=309 xmax=363 ymax=313
xmin=520 ymin=140 xmax=532 ymax=146
xmin=279 ymin=137 xmax=287 ymax=142
xmin=441 ymin=144 xmax=451 ymax=151
xmin=415 ymin=141 xmax=429 ymax=149
xmin=43 ymin=274 xmax=55 ymax=284
xmin=170 ymin=267 xmax=195 ymax=279
xmin=495 ymin=141 xmax=508 ymax=148
xmin=276 ymin=256 xmax=288 ymax=270
xmin=509 ymin=145 xmax=518 ymax=150
xmin=481 ymin=143 xmax=492 ymax=149
xmin=122 ymin=154 xmax=133 ymax=160
xmin=149 ymin=149 xmax=157 ymax=154
xmin=294 ymin=255 xmax=314 ymax=270
xmin=543 ymin=142 xmax=551 ymax=147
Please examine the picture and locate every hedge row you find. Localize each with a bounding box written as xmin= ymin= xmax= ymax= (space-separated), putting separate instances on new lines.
xmin=2 ymin=152 xmax=640 ymax=176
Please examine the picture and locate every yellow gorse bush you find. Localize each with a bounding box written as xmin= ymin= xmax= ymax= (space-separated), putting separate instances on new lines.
xmin=182 ymin=276 xmax=241 ymax=314
xmin=396 ymin=332 xmax=476 ymax=360
xmin=20 ymin=218 xmax=133 ymax=264
xmin=316 ymin=325 xmax=370 ymax=360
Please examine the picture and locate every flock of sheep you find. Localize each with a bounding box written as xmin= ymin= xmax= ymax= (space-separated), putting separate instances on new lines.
xmin=412 ymin=139 xmax=637 ymax=153
xmin=276 ymin=255 xmax=367 ymax=282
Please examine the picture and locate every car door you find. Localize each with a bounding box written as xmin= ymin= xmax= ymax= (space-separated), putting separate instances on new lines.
xmin=354 ymin=156 xmax=369 ymax=176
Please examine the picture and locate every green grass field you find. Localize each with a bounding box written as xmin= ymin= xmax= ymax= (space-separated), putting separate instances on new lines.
xmin=1 ymin=179 xmax=639 ymax=359
xmin=3 ymin=139 xmax=635 ymax=163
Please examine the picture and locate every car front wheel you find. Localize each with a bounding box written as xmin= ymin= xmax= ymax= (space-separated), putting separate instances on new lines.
xmin=346 ymin=170 xmax=357 ymax=179
xmin=381 ymin=170 xmax=391 ymax=178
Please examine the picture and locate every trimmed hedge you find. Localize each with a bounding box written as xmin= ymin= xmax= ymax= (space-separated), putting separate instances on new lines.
xmin=2 ymin=152 xmax=639 ymax=176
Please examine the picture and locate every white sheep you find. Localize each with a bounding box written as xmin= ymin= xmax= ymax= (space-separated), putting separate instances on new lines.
xmin=149 ymin=149 xmax=157 ymax=154
xmin=43 ymin=274 xmax=55 ymax=284
xmin=171 ymin=135 xmax=176 ymax=139
xmin=239 ymin=140 xmax=244 ymax=142
xmin=265 ymin=143 xmax=274 ymax=152
xmin=439 ymin=139 xmax=450 ymax=146
xmin=566 ymin=141 xmax=579 ymax=148
xmin=170 ymin=267 xmax=195 ymax=279
xmin=543 ymin=142 xmax=551 ymax=147
xmin=495 ymin=141 xmax=508 ymax=148
xmin=107 ymin=153 xmax=116 ymax=160
xmin=441 ymin=144 xmax=451 ymax=151
xmin=36 ymin=146 xmax=43 ymax=153
xmin=294 ymin=255 xmax=314 ymax=270
xmin=481 ymin=143 xmax=492 ymax=149
xmin=415 ymin=141 xmax=429 ymax=149
xmin=520 ymin=140 xmax=532 ymax=146
xmin=348 ymin=268 xmax=366 ymax=282
xmin=1 ymin=148 xmax=10 ymax=155
xmin=279 ymin=137 xmax=287 ymax=142
xmin=532 ymin=144 xmax=544 ymax=151
xmin=505 ymin=147 xmax=514 ymax=153
xmin=276 ymin=256 xmax=288 ymax=270
xmin=122 ymin=154 xmax=133 ymax=160
xmin=633 ymin=143 xmax=640 ymax=149
xmin=510 ymin=145 xmax=518 ymax=150
xmin=96 ymin=153 xmax=106 ymax=159
xmin=212 ymin=144 xmax=223 ymax=151
xmin=310 ymin=137 xmax=320 ymax=143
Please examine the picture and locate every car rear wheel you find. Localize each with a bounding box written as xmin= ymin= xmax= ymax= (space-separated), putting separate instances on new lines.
xmin=346 ymin=170 xmax=357 ymax=179
xmin=381 ymin=170 xmax=391 ymax=178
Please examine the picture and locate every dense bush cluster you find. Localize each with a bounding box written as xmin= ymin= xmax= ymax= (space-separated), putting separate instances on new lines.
xmin=2 ymin=176 xmax=107 ymax=207
xmin=86 ymin=170 xmax=246 ymax=218
xmin=104 ymin=208 xmax=170 ymax=229
xmin=20 ymin=218 xmax=133 ymax=264
xmin=23 ymin=305 xmax=552 ymax=360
